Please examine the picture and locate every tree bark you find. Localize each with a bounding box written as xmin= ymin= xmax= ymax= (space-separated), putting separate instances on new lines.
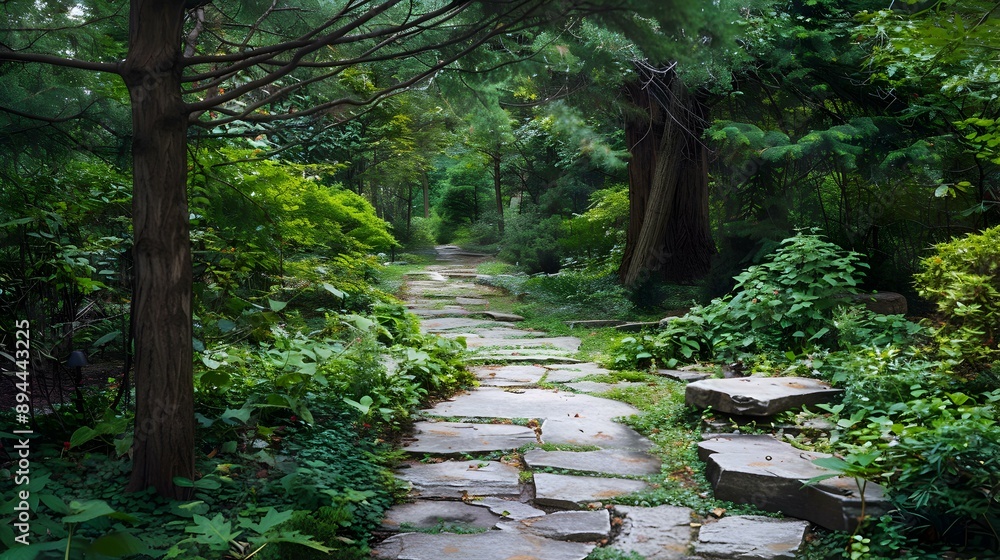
xmin=619 ymin=68 xmax=715 ymax=286
xmin=122 ymin=0 xmax=195 ymax=499
xmin=493 ymin=154 xmax=504 ymax=234
xmin=422 ymin=171 xmax=430 ymax=219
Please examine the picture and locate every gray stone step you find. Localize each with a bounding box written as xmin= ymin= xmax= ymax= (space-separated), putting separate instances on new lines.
xmin=380 ymin=500 xmax=501 ymax=532
xmin=477 ymin=311 xmax=525 ymax=322
xmin=473 ymin=364 xmax=548 ymax=387
xmin=468 ymin=497 xmax=547 ymax=520
xmin=420 ymin=317 xmax=502 ymax=332
xmin=699 ymin=435 xmax=889 ymax=532
xmin=566 ymin=319 xmax=627 ymax=329
xmin=373 ymin=531 xmax=594 ymax=560
xmin=564 ymin=381 xmax=645 ymax=394
xmin=685 ymin=376 xmax=842 ymax=416
xmin=455 ymin=297 xmax=489 ymax=305
xmin=498 ymin=510 xmax=611 ymax=542
xmin=657 ymin=369 xmax=712 ymax=383
xmin=543 ymin=363 xmax=613 ymax=382
xmin=533 ymin=473 xmax=649 ymax=509
xmin=422 ymin=387 xmax=639 ymax=421
xmin=403 ymin=422 xmax=537 ymax=455
xmin=523 ymin=448 xmax=661 ymax=476
xmin=693 ymin=515 xmax=810 ymax=559
xmin=540 ymin=417 xmax=653 ymax=451
xmin=396 ymin=460 xmax=522 ymax=499
xmin=610 ymin=505 xmax=696 ymax=560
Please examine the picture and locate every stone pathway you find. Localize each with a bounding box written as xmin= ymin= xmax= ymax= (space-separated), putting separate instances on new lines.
xmin=373 ymin=246 xmax=839 ymax=559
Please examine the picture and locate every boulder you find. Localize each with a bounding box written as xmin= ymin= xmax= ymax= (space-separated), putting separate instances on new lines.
xmin=699 ymin=435 xmax=890 ymax=532
xmin=685 ymin=377 xmax=841 ymax=416
xmin=846 ymin=292 xmax=908 ymax=315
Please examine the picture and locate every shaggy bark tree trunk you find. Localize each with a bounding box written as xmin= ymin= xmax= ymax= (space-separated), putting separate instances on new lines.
xmin=122 ymin=0 xmax=195 ymax=499
xmin=493 ymin=154 xmax=504 ymax=235
xmin=618 ymin=68 xmax=715 ymax=286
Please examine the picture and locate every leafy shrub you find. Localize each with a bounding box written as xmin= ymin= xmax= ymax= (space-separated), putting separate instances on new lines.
xmin=561 ymin=184 xmax=628 ymax=271
xmin=699 ymin=230 xmax=867 ymax=357
xmin=498 ymin=211 xmax=564 ymax=273
xmin=913 ymin=225 xmax=1000 ymax=366
xmin=833 ymin=306 xmax=925 ymax=349
xmin=612 ymin=315 xmax=712 ymax=370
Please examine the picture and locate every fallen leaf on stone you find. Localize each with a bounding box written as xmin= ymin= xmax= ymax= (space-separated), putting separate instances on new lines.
xmin=711 ymin=507 xmax=726 ymax=518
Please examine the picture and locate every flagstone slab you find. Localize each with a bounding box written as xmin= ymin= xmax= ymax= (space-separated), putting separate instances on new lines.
xmin=469 ymin=497 xmax=547 ymax=520
xmin=462 ymin=336 xmax=582 ymax=352
xmin=478 ymin=311 xmax=525 ymax=322
xmin=544 ymin=363 xmax=613 ymax=383
xmin=699 ymin=435 xmax=890 ymax=532
xmin=420 ymin=317 xmax=503 ymax=332
xmin=523 ymin=448 xmax=661 ymax=476
xmin=473 ymin=365 xmax=549 ymax=387
xmin=499 ymin=510 xmax=611 ymax=542
xmin=410 ymin=308 xmax=472 ymax=317
xmin=685 ymin=376 xmax=842 ymax=417
xmin=447 ymin=327 xmax=546 ymax=339
xmin=423 ymin=387 xmax=639 ymax=421
xmin=373 ymin=531 xmax=595 ymax=560
xmin=693 ymin=515 xmax=810 ymax=559
xmin=404 ymin=422 xmax=538 ymax=455
xmin=657 ymin=369 xmax=712 ymax=383
xmin=533 ymin=473 xmax=649 ymax=510
xmin=564 ymin=381 xmax=644 ymax=394
xmin=403 ymin=271 xmax=448 ymax=281
xmin=456 ymin=297 xmax=490 ymax=305
xmin=610 ymin=505 xmax=696 ymax=560
xmin=380 ymin=500 xmax=502 ymax=532
xmin=467 ymin=350 xmax=582 ymax=364
xmin=541 ymin=417 xmax=652 ymax=450
xmin=566 ymin=319 xmax=627 ymax=329
xmin=396 ymin=460 xmax=522 ymax=499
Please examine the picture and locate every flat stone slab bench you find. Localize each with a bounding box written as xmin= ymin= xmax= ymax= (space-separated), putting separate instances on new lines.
xmin=698 ymin=435 xmax=889 ymax=532
xmin=685 ymin=376 xmax=842 ymax=416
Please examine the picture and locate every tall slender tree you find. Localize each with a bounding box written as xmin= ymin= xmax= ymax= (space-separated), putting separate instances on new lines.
xmin=1 ymin=0 xmax=711 ymax=498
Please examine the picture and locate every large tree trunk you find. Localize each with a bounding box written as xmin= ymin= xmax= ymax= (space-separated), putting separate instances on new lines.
xmin=493 ymin=154 xmax=504 ymax=234
xmin=122 ymin=0 xmax=195 ymax=499
xmin=619 ymin=68 xmax=715 ymax=286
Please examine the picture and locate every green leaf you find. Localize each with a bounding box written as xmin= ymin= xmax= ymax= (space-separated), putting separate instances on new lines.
xmin=220 ymin=407 xmax=252 ymax=424
xmin=268 ymin=298 xmax=288 ymax=312
xmin=87 ymin=532 xmax=148 ymax=557
xmin=92 ymin=330 xmax=121 ymax=347
xmin=243 ymin=508 xmax=294 ymax=535
xmin=322 ymin=283 xmax=345 ymax=299
xmin=217 ymin=319 xmax=236 ymax=333
xmin=70 ymin=426 xmax=100 ymax=448
xmin=201 ymin=355 xmax=222 ymax=370
xmin=811 ymin=456 xmax=852 ymax=473
xmin=63 ymin=500 xmax=117 ymax=523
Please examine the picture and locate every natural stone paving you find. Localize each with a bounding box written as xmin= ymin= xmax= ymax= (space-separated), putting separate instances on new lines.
xmin=422 ymin=387 xmax=639 ymax=420
xmin=540 ymin=417 xmax=653 ymax=450
xmin=473 ymin=364 xmax=548 ymax=387
xmin=533 ymin=473 xmax=650 ymax=509
xmin=373 ymin=531 xmax=596 ymax=560
xmin=693 ymin=515 xmax=810 ymax=559
xmin=380 ymin=500 xmax=501 ymax=531
xmin=377 ymin=246 xmax=824 ymax=560
xmin=611 ymin=505 xmax=696 ymax=560
xmin=404 ymin=421 xmax=538 ymax=455
xmin=523 ymin=448 xmax=661 ymax=476
xmin=498 ymin=510 xmax=612 ymax=542
xmin=396 ymin=460 xmax=522 ymax=499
